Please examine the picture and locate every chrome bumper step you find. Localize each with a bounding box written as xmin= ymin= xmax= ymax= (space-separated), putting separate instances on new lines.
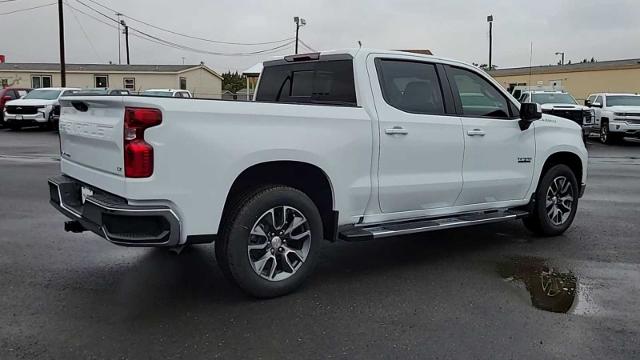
xmin=339 ymin=209 xmax=529 ymax=241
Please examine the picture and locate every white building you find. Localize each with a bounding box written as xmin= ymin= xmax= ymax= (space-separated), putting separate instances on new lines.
xmin=0 ymin=63 xmax=223 ymax=98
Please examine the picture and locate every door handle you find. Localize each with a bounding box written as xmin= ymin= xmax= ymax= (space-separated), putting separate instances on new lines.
xmin=385 ymin=126 xmax=409 ymax=135
xmin=467 ymin=129 xmax=486 ymax=137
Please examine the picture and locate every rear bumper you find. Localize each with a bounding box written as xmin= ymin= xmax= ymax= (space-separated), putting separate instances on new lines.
xmin=48 ymin=175 xmax=181 ymax=247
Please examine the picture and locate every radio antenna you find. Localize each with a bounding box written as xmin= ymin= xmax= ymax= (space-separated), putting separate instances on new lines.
xmin=528 ymin=42 xmax=533 ymax=92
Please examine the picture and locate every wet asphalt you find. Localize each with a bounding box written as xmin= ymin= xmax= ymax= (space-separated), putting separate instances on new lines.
xmin=0 ymin=128 xmax=639 ymax=359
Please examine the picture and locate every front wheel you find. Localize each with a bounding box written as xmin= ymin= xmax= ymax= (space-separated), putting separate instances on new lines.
xmin=600 ymin=122 xmax=620 ymax=145
xmin=216 ymin=186 xmax=322 ymax=298
xmin=523 ymin=164 xmax=579 ymax=237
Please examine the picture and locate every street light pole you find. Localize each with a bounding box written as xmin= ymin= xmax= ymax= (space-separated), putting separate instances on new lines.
xmin=57 ymin=0 xmax=66 ymax=87
xmin=555 ymin=52 xmax=565 ymax=65
xmin=294 ymin=17 xmax=306 ymax=54
xmin=487 ymin=15 xmax=493 ymax=70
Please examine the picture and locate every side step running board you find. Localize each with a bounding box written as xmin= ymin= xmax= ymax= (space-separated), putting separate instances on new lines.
xmin=339 ymin=209 xmax=529 ymax=241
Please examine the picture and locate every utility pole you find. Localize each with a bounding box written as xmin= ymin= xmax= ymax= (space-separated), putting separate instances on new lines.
xmin=293 ymin=17 xmax=306 ymax=54
xmin=555 ymin=51 xmax=565 ymax=65
xmin=57 ymin=0 xmax=66 ymax=86
xmin=487 ymin=15 xmax=493 ymax=70
xmin=116 ymin=13 xmax=122 ymax=64
xmin=121 ymin=20 xmax=130 ymax=65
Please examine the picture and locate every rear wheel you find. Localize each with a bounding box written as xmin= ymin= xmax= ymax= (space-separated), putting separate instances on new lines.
xmin=523 ymin=164 xmax=579 ymax=236
xmin=216 ymin=185 xmax=322 ymax=298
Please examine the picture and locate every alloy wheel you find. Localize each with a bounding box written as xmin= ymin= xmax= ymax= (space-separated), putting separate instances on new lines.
xmin=545 ymin=176 xmax=574 ymax=226
xmin=247 ymin=206 xmax=311 ymax=282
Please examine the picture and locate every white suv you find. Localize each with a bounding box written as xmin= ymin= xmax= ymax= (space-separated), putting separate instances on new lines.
xmin=4 ymin=87 xmax=80 ymax=130
xmin=142 ymin=89 xmax=193 ymax=98
xmin=586 ymin=93 xmax=640 ymax=144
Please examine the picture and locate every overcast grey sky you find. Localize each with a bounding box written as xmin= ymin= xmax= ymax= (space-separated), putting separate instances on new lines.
xmin=2 ymin=0 xmax=639 ymax=73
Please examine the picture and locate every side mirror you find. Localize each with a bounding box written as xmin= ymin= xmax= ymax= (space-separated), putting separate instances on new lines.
xmin=519 ymin=102 xmax=542 ymax=131
xmin=584 ymin=100 xmax=591 ymax=107
xmin=591 ymin=102 xmax=603 ymax=108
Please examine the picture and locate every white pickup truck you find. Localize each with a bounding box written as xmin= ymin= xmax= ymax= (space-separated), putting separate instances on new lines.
xmin=585 ymin=93 xmax=640 ymax=144
xmin=49 ymin=49 xmax=588 ymax=298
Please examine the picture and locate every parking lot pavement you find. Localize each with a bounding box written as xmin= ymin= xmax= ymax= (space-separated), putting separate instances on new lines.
xmin=1 ymin=129 xmax=639 ymax=359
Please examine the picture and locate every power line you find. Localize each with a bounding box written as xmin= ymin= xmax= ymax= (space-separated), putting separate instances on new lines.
xmin=130 ymin=27 xmax=295 ymax=57
xmin=0 ymin=2 xmax=55 ymax=15
xmin=299 ymin=39 xmax=317 ymax=52
xmin=82 ymin=0 xmax=294 ymax=46
xmin=64 ymin=1 xmax=115 ymax=28
xmin=64 ymin=1 xmax=101 ymax=61
xmin=72 ymin=0 xmax=296 ymax=57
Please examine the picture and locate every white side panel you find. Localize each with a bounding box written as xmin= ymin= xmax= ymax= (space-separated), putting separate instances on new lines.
xmin=117 ymin=96 xmax=373 ymax=238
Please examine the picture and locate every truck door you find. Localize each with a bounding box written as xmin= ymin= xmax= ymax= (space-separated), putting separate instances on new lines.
xmin=369 ymin=57 xmax=464 ymax=214
xmin=444 ymin=65 xmax=535 ymax=205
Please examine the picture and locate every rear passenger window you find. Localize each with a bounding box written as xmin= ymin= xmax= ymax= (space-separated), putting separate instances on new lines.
xmin=375 ymin=60 xmax=445 ymax=115
xmin=255 ymin=60 xmax=357 ymax=106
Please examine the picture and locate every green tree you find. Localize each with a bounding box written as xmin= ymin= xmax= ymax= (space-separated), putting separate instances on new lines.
xmin=222 ymin=71 xmax=247 ymax=93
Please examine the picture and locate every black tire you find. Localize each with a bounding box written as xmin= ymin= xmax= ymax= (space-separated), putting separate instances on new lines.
xmin=523 ymin=164 xmax=579 ymax=237
xmin=216 ymin=185 xmax=322 ymax=298
xmin=600 ymin=121 xmax=620 ymax=145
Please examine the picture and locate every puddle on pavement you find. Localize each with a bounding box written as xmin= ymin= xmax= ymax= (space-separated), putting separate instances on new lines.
xmin=497 ymin=257 xmax=578 ymax=313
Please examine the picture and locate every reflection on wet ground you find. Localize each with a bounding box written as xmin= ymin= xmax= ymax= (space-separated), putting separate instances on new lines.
xmin=498 ymin=257 xmax=578 ymax=313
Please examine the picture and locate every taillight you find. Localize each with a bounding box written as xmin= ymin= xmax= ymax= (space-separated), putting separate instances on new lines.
xmin=124 ymin=107 xmax=162 ymax=178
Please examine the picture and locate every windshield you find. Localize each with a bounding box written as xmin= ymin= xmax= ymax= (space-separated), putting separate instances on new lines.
xmin=23 ymin=89 xmax=61 ymax=100
xmin=531 ymin=93 xmax=577 ymax=105
xmin=142 ymin=91 xmax=173 ymax=97
xmin=606 ymin=96 xmax=640 ymax=107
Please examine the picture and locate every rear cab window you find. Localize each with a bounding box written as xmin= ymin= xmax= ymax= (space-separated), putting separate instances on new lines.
xmin=255 ymin=55 xmax=357 ymax=106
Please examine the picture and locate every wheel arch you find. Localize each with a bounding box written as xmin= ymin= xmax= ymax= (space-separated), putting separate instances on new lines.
xmin=221 ymin=160 xmax=338 ymax=241
xmin=541 ymin=151 xmax=583 ymax=186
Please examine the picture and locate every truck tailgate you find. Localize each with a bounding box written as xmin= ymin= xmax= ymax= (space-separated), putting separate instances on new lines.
xmin=59 ymin=97 xmax=125 ymax=177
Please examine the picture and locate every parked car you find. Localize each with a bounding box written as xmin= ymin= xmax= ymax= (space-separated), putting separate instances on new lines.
xmin=585 ymin=93 xmax=640 ymax=144
xmin=71 ymin=88 xmax=131 ymax=96
xmin=142 ymin=89 xmax=192 ymax=98
xmin=49 ymin=49 xmax=587 ymax=298
xmin=519 ymin=90 xmax=595 ymax=139
xmin=0 ymin=87 xmax=32 ymax=128
xmin=4 ymin=87 xmax=80 ymax=130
